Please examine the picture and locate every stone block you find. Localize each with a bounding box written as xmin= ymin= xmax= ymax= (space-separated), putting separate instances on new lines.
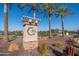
xmin=23 ymin=41 xmax=38 ymax=50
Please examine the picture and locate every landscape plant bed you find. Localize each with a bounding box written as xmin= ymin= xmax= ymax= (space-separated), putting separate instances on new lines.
xmin=52 ymin=42 xmax=64 ymax=49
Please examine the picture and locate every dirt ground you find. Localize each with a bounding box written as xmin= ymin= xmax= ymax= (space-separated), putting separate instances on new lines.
xmin=0 ymin=35 xmax=79 ymax=56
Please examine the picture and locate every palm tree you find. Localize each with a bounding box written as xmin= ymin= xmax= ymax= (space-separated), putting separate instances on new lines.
xmin=4 ymin=3 xmax=9 ymax=41
xmin=40 ymin=3 xmax=56 ymax=39
xmin=57 ymin=7 xmax=73 ymax=37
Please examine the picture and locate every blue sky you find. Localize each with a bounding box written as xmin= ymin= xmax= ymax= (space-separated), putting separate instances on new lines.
xmin=0 ymin=3 xmax=79 ymax=31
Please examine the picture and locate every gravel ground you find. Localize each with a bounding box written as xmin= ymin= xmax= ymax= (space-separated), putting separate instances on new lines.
xmin=0 ymin=35 xmax=77 ymax=56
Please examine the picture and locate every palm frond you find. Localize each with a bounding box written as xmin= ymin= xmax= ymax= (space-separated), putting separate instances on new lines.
xmin=40 ymin=3 xmax=56 ymax=17
xmin=57 ymin=7 xmax=74 ymax=16
xmin=16 ymin=3 xmax=30 ymax=10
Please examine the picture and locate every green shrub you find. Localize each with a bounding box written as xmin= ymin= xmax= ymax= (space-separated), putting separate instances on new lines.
xmin=38 ymin=31 xmax=47 ymax=37
xmin=38 ymin=41 xmax=48 ymax=55
xmin=53 ymin=42 xmax=63 ymax=48
xmin=9 ymin=35 xmax=16 ymax=41
xmin=0 ymin=35 xmax=3 ymax=39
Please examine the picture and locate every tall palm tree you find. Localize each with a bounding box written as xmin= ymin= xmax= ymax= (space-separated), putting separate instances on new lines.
xmin=3 ymin=3 xmax=21 ymax=41
xmin=4 ymin=3 xmax=9 ymax=41
xmin=40 ymin=3 xmax=55 ymax=39
xmin=57 ymin=7 xmax=73 ymax=37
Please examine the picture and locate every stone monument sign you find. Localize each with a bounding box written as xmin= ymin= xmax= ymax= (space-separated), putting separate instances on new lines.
xmin=22 ymin=16 xmax=38 ymax=50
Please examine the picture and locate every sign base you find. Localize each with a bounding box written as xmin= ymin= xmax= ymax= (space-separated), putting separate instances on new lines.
xmin=23 ymin=41 xmax=38 ymax=50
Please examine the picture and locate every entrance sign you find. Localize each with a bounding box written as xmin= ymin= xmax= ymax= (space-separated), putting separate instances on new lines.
xmin=22 ymin=17 xmax=38 ymax=50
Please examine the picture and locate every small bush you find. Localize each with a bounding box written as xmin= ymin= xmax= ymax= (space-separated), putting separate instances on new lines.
xmin=38 ymin=40 xmax=48 ymax=55
xmin=8 ymin=43 xmax=19 ymax=52
xmin=53 ymin=42 xmax=63 ymax=48
xmin=9 ymin=35 xmax=16 ymax=41
xmin=0 ymin=35 xmax=3 ymax=39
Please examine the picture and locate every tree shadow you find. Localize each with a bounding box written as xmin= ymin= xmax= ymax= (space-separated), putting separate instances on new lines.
xmin=49 ymin=46 xmax=64 ymax=56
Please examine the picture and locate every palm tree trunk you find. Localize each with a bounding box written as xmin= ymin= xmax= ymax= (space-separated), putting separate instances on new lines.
xmin=33 ymin=10 xmax=36 ymax=19
xmin=48 ymin=14 xmax=51 ymax=39
xmin=4 ymin=3 xmax=9 ymax=41
xmin=32 ymin=3 xmax=36 ymax=19
xmin=61 ymin=15 xmax=64 ymax=37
